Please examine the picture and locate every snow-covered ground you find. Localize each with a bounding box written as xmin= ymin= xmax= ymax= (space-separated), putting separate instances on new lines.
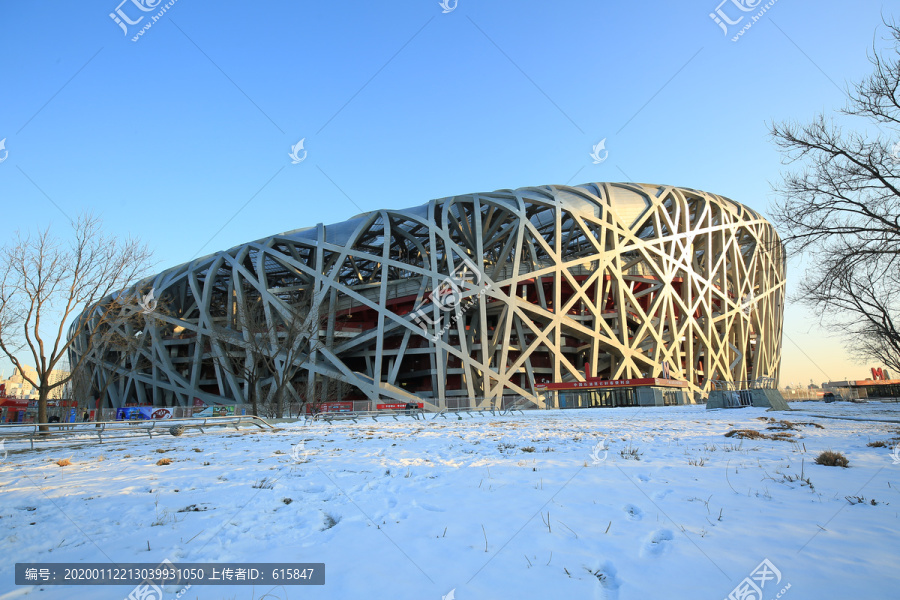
xmin=2 ymin=401 xmax=899 ymax=600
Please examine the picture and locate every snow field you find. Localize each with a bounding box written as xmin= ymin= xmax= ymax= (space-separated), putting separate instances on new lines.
xmin=1 ymin=402 xmax=899 ymax=599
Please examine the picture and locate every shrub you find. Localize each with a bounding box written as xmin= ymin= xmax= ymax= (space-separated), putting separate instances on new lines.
xmin=620 ymin=444 xmax=642 ymax=461
xmin=815 ymin=450 xmax=849 ymax=467
xmin=156 ymin=458 xmax=172 ymax=466
xmin=321 ymin=512 xmax=340 ymax=530
xmin=252 ymin=477 xmax=275 ymax=489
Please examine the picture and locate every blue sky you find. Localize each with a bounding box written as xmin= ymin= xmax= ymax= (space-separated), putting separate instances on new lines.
xmin=0 ymin=0 xmax=891 ymax=385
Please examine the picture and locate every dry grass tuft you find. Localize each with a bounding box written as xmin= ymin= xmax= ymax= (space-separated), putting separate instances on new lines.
xmin=156 ymin=458 xmax=173 ymax=466
xmin=766 ymin=420 xmax=824 ymax=431
xmin=815 ymin=450 xmax=849 ymax=468
xmin=724 ymin=428 xmax=796 ymax=441
xmin=724 ymin=429 xmax=766 ymax=440
xmin=867 ymin=441 xmax=886 ymax=448
xmin=56 ymin=457 xmax=72 ymax=467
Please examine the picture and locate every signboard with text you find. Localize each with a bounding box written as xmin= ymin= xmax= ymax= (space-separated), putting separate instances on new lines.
xmin=535 ymin=377 xmax=688 ymax=391
xmin=376 ymin=402 xmax=424 ymax=410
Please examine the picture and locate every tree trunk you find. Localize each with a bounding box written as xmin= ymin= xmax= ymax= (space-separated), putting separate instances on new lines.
xmin=275 ymin=388 xmax=284 ymax=419
xmin=38 ymin=386 xmax=49 ymax=432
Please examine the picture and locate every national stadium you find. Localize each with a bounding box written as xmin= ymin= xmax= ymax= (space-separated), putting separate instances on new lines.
xmin=69 ymin=182 xmax=786 ymax=411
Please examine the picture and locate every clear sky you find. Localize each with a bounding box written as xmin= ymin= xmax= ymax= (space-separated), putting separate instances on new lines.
xmin=0 ymin=0 xmax=891 ymax=386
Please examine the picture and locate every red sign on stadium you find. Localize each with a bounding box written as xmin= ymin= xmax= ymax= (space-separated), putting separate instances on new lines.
xmin=377 ymin=403 xmax=423 ymax=410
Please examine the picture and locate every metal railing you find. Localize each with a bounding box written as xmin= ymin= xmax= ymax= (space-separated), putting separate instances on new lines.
xmin=0 ymin=404 xmax=255 ymax=424
xmin=711 ymin=377 xmax=776 ymax=391
xmin=0 ymin=415 xmax=273 ymax=450
xmin=311 ymin=409 xmax=425 ymax=424
xmin=311 ymin=397 xmax=532 ymax=424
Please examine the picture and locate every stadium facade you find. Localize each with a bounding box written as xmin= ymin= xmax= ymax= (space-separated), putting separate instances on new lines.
xmin=70 ymin=182 xmax=785 ymax=410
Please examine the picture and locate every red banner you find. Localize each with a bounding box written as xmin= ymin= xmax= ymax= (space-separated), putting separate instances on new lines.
xmin=376 ymin=403 xmax=423 ymax=410
xmin=535 ymin=377 xmax=688 ymax=390
xmin=305 ymin=401 xmax=353 ymax=413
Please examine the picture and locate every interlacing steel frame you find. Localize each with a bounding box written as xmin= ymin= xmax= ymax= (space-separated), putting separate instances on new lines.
xmin=69 ymin=182 xmax=785 ymax=410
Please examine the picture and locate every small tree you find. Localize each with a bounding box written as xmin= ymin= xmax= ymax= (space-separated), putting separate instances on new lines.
xmin=770 ymin=18 xmax=900 ymax=373
xmin=300 ymin=374 xmax=350 ymax=416
xmin=0 ymin=215 xmax=151 ymax=429
xmin=256 ymin=290 xmax=326 ymax=418
xmin=207 ymin=330 xmax=265 ymax=417
xmin=208 ymin=288 xmax=325 ymax=418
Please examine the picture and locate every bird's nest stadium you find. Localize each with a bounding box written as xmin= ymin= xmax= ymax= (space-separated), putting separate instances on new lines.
xmin=69 ymin=182 xmax=785 ymax=411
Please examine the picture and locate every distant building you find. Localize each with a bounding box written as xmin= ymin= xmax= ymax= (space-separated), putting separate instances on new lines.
xmin=0 ymin=366 xmax=69 ymax=400
xmin=824 ymin=372 xmax=900 ymax=400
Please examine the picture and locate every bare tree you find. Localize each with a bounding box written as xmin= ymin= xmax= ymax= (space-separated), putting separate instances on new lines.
xmin=0 ymin=215 xmax=152 ymax=429
xmin=207 ymin=325 xmax=266 ymax=417
xmin=770 ymin=18 xmax=900 ymax=373
xmin=207 ymin=288 xmax=325 ymax=418
xmin=258 ymin=291 xmax=326 ymax=418
xmin=298 ymin=375 xmax=349 ymax=417
xmin=70 ymin=285 xmax=172 ymax=415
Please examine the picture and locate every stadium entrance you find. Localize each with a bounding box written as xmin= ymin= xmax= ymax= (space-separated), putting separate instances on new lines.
xmin=535 ymin=377 xmax=689 ymax=408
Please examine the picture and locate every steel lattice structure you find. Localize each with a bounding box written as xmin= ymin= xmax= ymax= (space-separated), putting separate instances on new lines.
xmin=70 ymin=182 xmax=785 ymax=409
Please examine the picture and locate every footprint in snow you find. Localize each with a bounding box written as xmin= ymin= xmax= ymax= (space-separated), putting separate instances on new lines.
xmin=412 ymin=500 xmax=445 ymax=512
xmin=623 ymin=504 xmax=642 ymax=521
xmin=653 ymin=489 xmax=673 ymax=501
xmin=587 ymin=560 xmax=621 ymax=600
xmin=642 ymin=529 xmax=674 ymax=557
xmin=637 ymin=474 xmax=651 ymax=482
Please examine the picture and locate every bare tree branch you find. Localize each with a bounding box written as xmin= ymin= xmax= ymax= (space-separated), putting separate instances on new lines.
xmin=770 ymin=19 xmax=900 ymax=374
xmin=0 ymin=215 xmax=152 ymax=429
